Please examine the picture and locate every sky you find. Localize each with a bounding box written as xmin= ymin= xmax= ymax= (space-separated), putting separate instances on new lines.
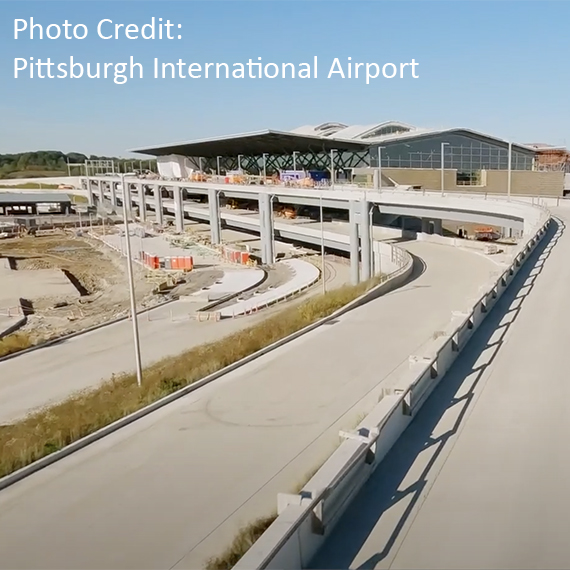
xmin=1 ymin=0 xmax=569 ymax=157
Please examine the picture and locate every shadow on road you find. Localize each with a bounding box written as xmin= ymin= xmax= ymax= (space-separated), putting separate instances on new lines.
xmin=310 ymin=218 xmax=563 ymax=570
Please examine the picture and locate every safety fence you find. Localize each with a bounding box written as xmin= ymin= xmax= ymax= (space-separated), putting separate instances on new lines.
xmin=220 ymin=245 xmax=253 ymax=266
xmin=139 ymin=252 xmax=194 ymax=271
xmin=0 ymin=306 xmax=23 ymax=318
xmin=234 ymin=205 xmax=550 ymax=570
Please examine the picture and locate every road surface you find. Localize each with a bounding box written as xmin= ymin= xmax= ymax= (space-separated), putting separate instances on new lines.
xmin=311 ymin=210 xmax=569 ymax=570
xmin=0 ymin=242 xmax=498 ymax=569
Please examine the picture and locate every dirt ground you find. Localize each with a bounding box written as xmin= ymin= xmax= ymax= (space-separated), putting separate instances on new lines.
xmin=0 ymin=232 xmax=221 ymax=342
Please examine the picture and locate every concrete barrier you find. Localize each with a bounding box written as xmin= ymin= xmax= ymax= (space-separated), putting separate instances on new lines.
xmin=234 ymin=207 xmax=550 ymax=570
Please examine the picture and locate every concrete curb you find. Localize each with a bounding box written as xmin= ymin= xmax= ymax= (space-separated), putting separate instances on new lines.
xmin=0 ymin=246 xmax=413 ymax=492
xmin=0 ymin=298 xmax=177 ymax=364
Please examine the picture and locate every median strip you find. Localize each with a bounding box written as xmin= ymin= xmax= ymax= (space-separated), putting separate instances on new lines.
xmin=0 ymin=271 xmax=397 ymax=481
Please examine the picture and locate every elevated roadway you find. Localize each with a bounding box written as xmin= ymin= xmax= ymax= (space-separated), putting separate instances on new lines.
xmin=311 ymin=209 xmax=570 ymax=570
xmin=0 ymin=241 xmax=498 ymax=569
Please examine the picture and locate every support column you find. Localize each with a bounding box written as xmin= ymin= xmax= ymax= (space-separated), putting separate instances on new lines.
xmin=433 ymin=219 xmax=443 ymax=235
xmin=258 ymin=193 xmax=274 ymax=265
xmin=98 ymin=179 xmax=105 ymax=204
xmin=138 ymin=183 xmax=146 ymax=221
xmin=360 ymin=199 xmax=372 ymax=281
xmin=173 ymin=186 xmax=184 ymax=233
xmin=208 ymin=188 xmax=221 ymax=244
xmin=86 ymin=177 xmax=94 ymax=205
xmin=110 ymin=180 xmax=117 ymax=207
xmin=153 ymin=184 xmax=164 ymax=226
xmin=349 ymin=200 xmax=360 ymax=285
xmin=421 ymin=218 xmax=430 ymax=234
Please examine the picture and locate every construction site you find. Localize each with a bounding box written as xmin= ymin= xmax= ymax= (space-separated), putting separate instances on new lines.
xmin=0 ymin=188 xmax=348 ymax=356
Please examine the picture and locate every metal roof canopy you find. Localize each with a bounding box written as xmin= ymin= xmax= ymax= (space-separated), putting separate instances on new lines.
xmin=0 ymin=192 xmax=72 ymax=204
xmin=130 ymin=129 xmax=369 ymax=158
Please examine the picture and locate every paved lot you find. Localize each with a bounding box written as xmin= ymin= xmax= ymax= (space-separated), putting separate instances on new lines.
xmin=311 ymin=211 xmax=569 ymax=570
xmin=0 ymin=241 xmax=497 ymax=570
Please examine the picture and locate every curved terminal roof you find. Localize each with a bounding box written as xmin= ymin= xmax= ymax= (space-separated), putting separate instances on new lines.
xmin=132 ymin=122 xmax=536 ymax=157
xmin=131 ymin=129 xmax=368 ymax=158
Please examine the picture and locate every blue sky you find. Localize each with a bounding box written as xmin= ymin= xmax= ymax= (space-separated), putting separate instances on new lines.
xmin=1 ymin=0 xmax=569 ymax=156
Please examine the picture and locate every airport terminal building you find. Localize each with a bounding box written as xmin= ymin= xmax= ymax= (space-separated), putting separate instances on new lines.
xmin=133 ymin=121 xmax=565 ymax=196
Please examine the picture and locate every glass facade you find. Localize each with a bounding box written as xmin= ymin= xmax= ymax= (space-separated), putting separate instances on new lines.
xmin=371 ymin=132 xmax=535 ymax=173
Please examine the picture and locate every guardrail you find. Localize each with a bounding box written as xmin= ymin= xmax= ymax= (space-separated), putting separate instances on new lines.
xmin=234 ymin=206 xmax=551 ymax=570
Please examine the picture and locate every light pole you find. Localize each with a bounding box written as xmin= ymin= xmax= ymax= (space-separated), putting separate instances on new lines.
xmin=330 ymin=149 xmax=336 ymax=188
xmin=120 ymin=173 xmax=143 ymax=388
xmin=199 ymin=157 xmax=203 ymax=174
xmin=320 ymin=193 xmax=326 ymax=294
xmin=270 ymin=194 xmax=277 ymax=264
xmin=238 ymin=154 xmax=243 ymax=172
xmin=293 ymin=151 xmax=298 ymax=171
xmin=440 ymin=142 xmax=450 ymax=196
xmin=262 ymin=153 xmax=268 ymax=179
xmin=507 ymin=141 xmax=512 ymax=201
xmin=377 ymin=146 xmax=385 ymax=191
xmin=217 ymin=156 xmax=221 ymax=177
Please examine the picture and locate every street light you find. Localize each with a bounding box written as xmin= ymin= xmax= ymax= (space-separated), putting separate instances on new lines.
xmin=320 ymin=193 xmax=326 ymax=294
xmin=217 ymin=155 xmax=221 ymax=177
xmin=293 ymin=151 xmax=299 ymax=171
xmin=238 ymin=154 xmax=243 ymax=172
xmin=269 ymin=194 xmax=277 ymax=264
xmin=441 ymin=142 xmax=450 ymax=196
xmin=507 ymin=141 xmax=512 ymax=201
xmin=330 ymin=149 xmax=336 ymax=187
xmin=199 ymin=157 xmax=203 ymax=174
xmin=377 ymin=146 xmax=385 ymax=191
xmin=262 ymin=153 xmax=268 ymax=179
xmin=120 ymin=173 xmax=143 ymax=388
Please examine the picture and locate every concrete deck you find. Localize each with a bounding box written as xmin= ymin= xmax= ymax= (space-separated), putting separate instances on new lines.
xmin=311 ymin=210 xmax=570 ymax=570
xmin=0 ymin=242 xmax=497 ymax=570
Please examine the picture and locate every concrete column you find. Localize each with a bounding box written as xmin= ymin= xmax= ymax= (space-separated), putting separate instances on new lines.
xmin=153 ymin=184 xmax=164 ymax=226
xmin=98 ymin=180 xmax=105 ymax=204
xmin=433 ymin=219 xmax=443 ymax=235
xmin=110 ymin=180 xmax=117 ymax=207
xmin=173 ymin=186 xmax=184 ymax=233
xmin=208 ymin=188 xmax=221 ymax=244
xmin=258 ymin=192 xmax=274 ymax=265
xmin=360 ymin=199 xmax=372 ymax=281
xmin=138 ymin=183 xmax=146 ymax=221
xmin=349 ymin=200 xmax=360 ymax=285
xmin=421 ymin=218 xmax=430 ymax=234
xmin=86 ymin=177 xmax=94 ymax=205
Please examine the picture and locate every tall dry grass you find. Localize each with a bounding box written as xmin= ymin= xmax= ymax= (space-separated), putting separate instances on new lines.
xmin=204 ymin=515 xmax=276 ymax=570
xmin=0 ymin=332 xmax=33 ymax=358
xmin=0 ymin=276 xmax=383 ymax=479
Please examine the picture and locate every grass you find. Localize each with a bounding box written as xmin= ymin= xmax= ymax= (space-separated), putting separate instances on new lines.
xmin=204 ymin=515 xmax=277 ymax=570
xmin=70 ymin=194 xmax=88 ymax=204
xmin=0 ymin=332 xmax=33 ymax=358
xmin=0 ymin=183 xmax=60 ymax=189
xmin=0 ymin=275 xmax=384 ymax=480
xmin=1 ymin=170 xmax=67 ymax=180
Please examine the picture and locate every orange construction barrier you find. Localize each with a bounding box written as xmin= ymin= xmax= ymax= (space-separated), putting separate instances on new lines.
xmin=240 ymin=252 xmax=249 ymax=264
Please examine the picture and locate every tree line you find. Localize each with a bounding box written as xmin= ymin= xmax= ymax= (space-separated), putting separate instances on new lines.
xmin=0 ymin=151 xmax=155 ymax=179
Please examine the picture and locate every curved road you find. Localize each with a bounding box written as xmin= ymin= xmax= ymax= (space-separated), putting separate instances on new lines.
xmin=311 ymin=209 xmax=570 ymax=570
xmin=0 ymin=242 xmax=499 ymax=569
